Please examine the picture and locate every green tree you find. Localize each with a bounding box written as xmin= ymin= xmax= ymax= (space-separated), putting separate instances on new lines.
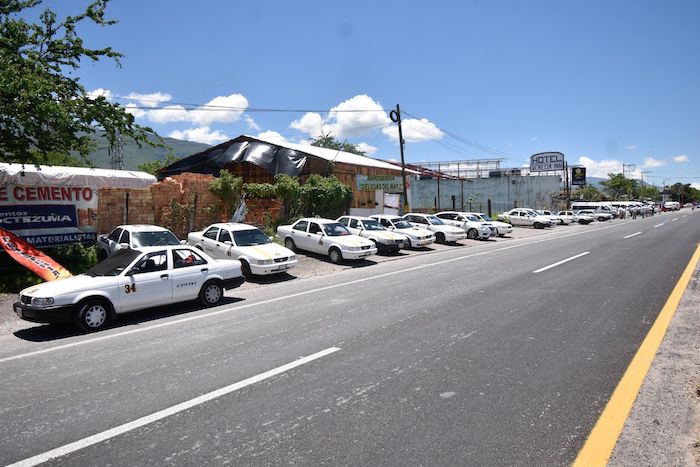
xmin=572 ymin=184 xmax=603 ymax=201
xmin=310 ymin=132 xmax=366 ymax=156
xmin=600 ymin=173 xmax=637 ymax=199
xmin=298 ymin=174 xmax=353 ymax=218
xmin=637 ymin=184 xmax=661 ymax=201
xmin=137 ymin=154 xmax=180 ymax=175
xmin=209 ymin=169 xmax=244 ymax=218
xmin=0 ymin=0 xmax=156 ymax=164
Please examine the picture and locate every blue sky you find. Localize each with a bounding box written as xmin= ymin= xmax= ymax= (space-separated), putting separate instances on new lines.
xmin=41 ymin=0 xmax=700 ymax=187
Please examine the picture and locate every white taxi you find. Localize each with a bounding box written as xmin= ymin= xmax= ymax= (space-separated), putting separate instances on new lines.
xmin=336 ymin=216 xmax=406 ymax=253
xmin=369 ymin=214 xmax=435 ymax=248
xmin=277 ymin=218 xmax=377 ymax=263
xmin=402 ymin=213 xmax=467 ymax=243
xmin=14 ymin=245 xmax=244 ymax=332
xmin=187 ymin=222 xmax=296 ymax=276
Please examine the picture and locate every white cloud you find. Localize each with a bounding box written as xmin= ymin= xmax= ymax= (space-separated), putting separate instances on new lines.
xmin=244 ymin=115 xmax=260 ymax=131
xmin=256 ymin=131 xmax=288 ymax=144
xmin=124 ymin=103 xmax=146 ymax=118
xmin=673 ymin=154 xmax=689 ymax=163
xmin=691 ymin=182 xmax=700 ymax=190
xmin=148 ymin=105 xmax=190 ymax=124
xmin=643 ymin=156 xmax=665 ymax=168
xmin=125 ymin=92 xmax=172 ymax=108
xmin=383 ymin=118 xmax=444 ymax=143
xmin=188 ymin=94 xmax=248 ymax=126
xmin=87 ymin=88 xmax=113 ymax=100
xmin=290 ymin=112 xmax=325 ymax=137
xmin=577 ymin=156 xmax=624 ymax=178
xmin=355 ymin=142 xmax=377 ymax=155
xmin=168 ymin=126 xmax=228 ymax=145
xmin=625 ymin=144 xmax=637 ymax=150
xmin=327 ymin=95 xmax=391 ymax=137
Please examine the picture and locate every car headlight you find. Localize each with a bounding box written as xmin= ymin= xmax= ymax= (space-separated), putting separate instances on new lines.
xmin=347 ymin=246 xmax=362 ymax=252
xmin=256 ymin=259 xmax=274 ymax=265
xmin=31 ymin=297 xmax=54 ymax=307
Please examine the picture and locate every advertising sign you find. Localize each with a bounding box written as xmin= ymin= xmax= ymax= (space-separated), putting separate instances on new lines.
xmin=571 ymin=167 xmax=586 ymax=185
xmin=0 ymin=184 xmax=98 ymax=247
xmin=0 ymin=228 xmax=72 ymax=280
xmin=356 ymin=174 xmax=403 ymax=192
xmin=530 ymin=152 xmax=565 ymax=172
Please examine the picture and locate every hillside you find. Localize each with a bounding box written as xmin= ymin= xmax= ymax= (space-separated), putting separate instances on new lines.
xmin=86 ymin=131 xmax=210 ymax=170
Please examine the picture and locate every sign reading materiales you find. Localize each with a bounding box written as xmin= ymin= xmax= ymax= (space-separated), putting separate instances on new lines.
xmin=356 ymin=174 xmax=403 ymax=192
xmin=530 ymin=152 xmax=565 ymax=172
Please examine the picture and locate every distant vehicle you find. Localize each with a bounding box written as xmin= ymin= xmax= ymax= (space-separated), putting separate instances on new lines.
xmin=498 ymin=209 xmax=553 ymax=229
xmin=535 ymin=210 xmax=569 ymax=225
xmin=664 ymin=201 xmax=681 ymax=211
xmin=402 ymin=213 xmax=468 ymax=243
xmin=571 ymin=202 xmax=617 ymax=217
xmin=187 ymin=222 xmax=296 ymax=277
xmin=557 ymin=211 xmax=594 ymax=224
xmin=277 ymin=218 xmax=377 ymax=264
xmin=369 ymin=214 xmax=436 ymax=248
xmin=434 ymin=211 xmax=494 ymax=240
xmin=575 ymin=209 xmax=613 ymax=221
xmin=97 ymin=224 xmax=181 ymax=260
xmin=466 ymin=212 xmax=514 ymax=237
xmin=14 ymin=246 xmax=244 ymax=332
xmin=336 ymin=216 xmax=407 ymax=253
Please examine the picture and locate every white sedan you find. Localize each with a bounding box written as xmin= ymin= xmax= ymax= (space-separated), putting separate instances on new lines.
xmin=277 ymin=218 xmax=377 ymax=263
xmin=14 ymin=245 xmax=244 ymax=332
xmin=369 ymin=214 xmax=436 ymax=248
xmin=96 ymin=224 xmax=181 ymax=259
xmin=187 ymin=222 xmax=296 ymax=276
xmin=557 ymin=211 xmax=594 ymax=225
xmin=402 ymin=213 xmax=467 ymax=243
xmin=435 ymin=211 xmax=495 ymax=240
xmin=337 ymin=216 xmax=407 ymax=253
xmin=466 ymin=212 xmax=514 ymax=237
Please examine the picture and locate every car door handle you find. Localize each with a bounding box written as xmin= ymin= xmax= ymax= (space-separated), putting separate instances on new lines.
xmin=160 ymin=274 xmax=169 ymax=279
xmin=201 ymin=268 xmax=208 ymax=272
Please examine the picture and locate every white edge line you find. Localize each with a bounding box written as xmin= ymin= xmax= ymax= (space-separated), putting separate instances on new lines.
xmin=7 ymin=347 xmax=341 ymax=467
xmin=672 ymin=218 xmax=679 ymax=222
xmin=0 ymin=220 xmax=632 ymax=364
xmin=533 ymin=252 xmax=590 ymax=274
xmin=624 ymin=232 xmax=642 ymax=239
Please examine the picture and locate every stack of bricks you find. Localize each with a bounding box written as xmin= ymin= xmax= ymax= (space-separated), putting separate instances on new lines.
xmin=97 ymin=187 xmax=154 ymax=233
xmin=245 ymin=198 xmax=283 ymax=227
xmin=151 ymin=177 xmax=183 ymax=228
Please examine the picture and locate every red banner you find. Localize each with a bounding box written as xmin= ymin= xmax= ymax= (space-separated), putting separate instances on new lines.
xmin=0 ymin=228 xmax=72 ymax=281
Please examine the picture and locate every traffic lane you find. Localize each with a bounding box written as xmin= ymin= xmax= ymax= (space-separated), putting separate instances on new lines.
xmin=26 ymin=212 xmax=700 ymax=466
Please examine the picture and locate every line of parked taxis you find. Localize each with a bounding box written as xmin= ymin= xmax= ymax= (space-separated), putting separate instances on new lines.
xmin=14 ymin=210 xmax=524 ymax=332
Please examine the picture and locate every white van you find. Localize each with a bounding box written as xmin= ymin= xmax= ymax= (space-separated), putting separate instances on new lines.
xmin=571 ymin=201 xmax=617 ymax=217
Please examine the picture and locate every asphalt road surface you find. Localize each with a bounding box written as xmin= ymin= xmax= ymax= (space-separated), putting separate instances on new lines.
xmin=1 ymin=210 xmax=697 ymax=466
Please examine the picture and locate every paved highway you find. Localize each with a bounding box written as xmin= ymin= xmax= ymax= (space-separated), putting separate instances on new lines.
xmin=1 ymin=210 xmax=698 ymax=466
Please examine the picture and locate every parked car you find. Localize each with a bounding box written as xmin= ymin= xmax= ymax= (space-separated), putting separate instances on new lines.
xmin=402 ymin=213 xmax=468 ymax=243
xmin=97 ymin=224 xmax=181 ymax=259
xmin=536 ymin=210 xmax=570 ymax=225
xmin=557 ymin=211 xmax=594 ymax=225
xmin=277 ymin=218 xmax=377 ymax=264
xmin=187 ymin=222 xmax=296 ymax=277
xmin=14 ymin=245 xmax=244 ymax=332
xmin=434 ymin=211 xmax=494 ymax=240
xmin=465 ymin=212 xmax=514 ymax=237
xmin=369 ymin=214 xmax=436 ymax=248
xmin=336 ymin=216 xmax=407 ymax=253
xmin=576 ymin=209 xmax=613 ymax=222
xmin=498 ymin=209 xmax=553 ymax=229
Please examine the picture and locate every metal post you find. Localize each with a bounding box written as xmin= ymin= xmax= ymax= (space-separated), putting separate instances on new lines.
xmin=390 ymin=105 xmax=409 ymax=213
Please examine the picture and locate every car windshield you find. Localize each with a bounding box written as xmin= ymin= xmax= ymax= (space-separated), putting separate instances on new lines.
xmin=232 ymin=228 xmax=271 ymax=246
xmin=323 ymin=223 xmax=351 ymax=236
xmin=362 ymin=220 xmax=385 ymax=231
xmin=466 ymin=214 xmax=481 ymax=222
xmin=85 ymin=248 xmax=141 ymax=276
xmin=132 ymin=230 xmax=180 ymax=247
xmin=478 ymin=214 xmax=492 ymax=221
xmin=392 ymin=219 xmax=413 ymax=229
xmin=426 ymin=216 xmax=444 ymax=225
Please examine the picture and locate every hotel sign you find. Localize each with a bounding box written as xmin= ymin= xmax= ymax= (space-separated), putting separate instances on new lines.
xmin=530 ymin=152 xmax=565 ymax=172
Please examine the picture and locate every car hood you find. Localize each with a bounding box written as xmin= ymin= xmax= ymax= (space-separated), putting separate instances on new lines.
xmin=328 ymin=235 xmax=374 ymax=247
xmin=432 ymin=224 xmax=465 ymax=233
xmin=396 ymin=226 xmax=434 ymax=237
xmin=20 ymin=274 xmax=115 ymax=298
xmin=237 ymin=243 xmax=294 ymax=259
xmin=364 ymin=231 xmax=405 ymax=241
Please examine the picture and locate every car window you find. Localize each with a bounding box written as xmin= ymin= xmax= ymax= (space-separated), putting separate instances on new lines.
xmin=132 ymin=230 xmax=181 ymax=247
xmin=108 ymin=228 xmax=122 ymax=242
xmin=426 ymin=216 xmax=444 ymax=225
xmin=120 ymin=230 xmax=131 ymax=244
xmin=337 ymin=217 xmax=349 ymax=226
xmin=392 ymin=219 xmax=412 ymax=229
xmin=379 ymin=218 xmax=391 ymax=228
xmin=363 ymin=220 xmax=384 ymax=231
xmin=203 ymin=227 xmax=219 ymax=240
xmin=219 ymin=229 xmax=232 ymax=243
xmin=129 ymin=251 xmax=167 ymax=274
xmin=173 ymin=249 xmax=207 ymax=268
xmin=309 ymin=222 xmax=323 ymax=234
xmin=349 ymin=219 xmax=359 ymax=229
xmin=293 ymin=220 xmax=308 ymax=232
xmin=232 ymin=228 xmax=271 ymax=246
xmin=438 ymin=213 xmax=455 ymax=220
xmin=322 ymin=223 xmax=351 ymax=236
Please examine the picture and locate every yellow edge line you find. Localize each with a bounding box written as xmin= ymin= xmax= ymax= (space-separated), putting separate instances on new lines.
xmin=573 ymin=243 xmax=700 ymax=467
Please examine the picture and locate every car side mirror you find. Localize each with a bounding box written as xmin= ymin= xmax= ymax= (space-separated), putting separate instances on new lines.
xmin=119 ymin=243 xmax=130 ymax=249
xmin=180 ymin=240 xmax=187 ymax=245
xmin=224 ymin=240 xmax=232 ymax=245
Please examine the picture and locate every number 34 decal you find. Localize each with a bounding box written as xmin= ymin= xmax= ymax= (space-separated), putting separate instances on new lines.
xmin=124 ymin=284 xmax=136 ymax=294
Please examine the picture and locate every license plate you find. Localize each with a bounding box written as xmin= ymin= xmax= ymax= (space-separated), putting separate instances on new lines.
xmin=360 ymin=251 xmax=371 ymax=257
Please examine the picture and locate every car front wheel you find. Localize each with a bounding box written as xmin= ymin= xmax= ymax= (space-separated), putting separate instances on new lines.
xmin=467 ymin=229 xmax=478 ymax=240
xmin=199 ymin=281 xmax=223 ymax=306
xmin=435 ymin=232 xmax=446 ymax=244
xmin=75 ymin=299 xmax=110 ymax=332
xmin=329 ymin=247 xmax=343 ymax=264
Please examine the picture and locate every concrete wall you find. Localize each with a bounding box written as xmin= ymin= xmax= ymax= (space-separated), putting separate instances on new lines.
xmin=410 ymin=174 xmax=563 ymax=214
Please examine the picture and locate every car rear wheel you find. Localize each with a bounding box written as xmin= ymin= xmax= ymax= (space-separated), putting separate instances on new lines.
xmin=75 ymin=299 xmax=110 ymax=332
xmin=329 ymin=247 xmax=343 ymax=264
xmin=284 ymin=238 xmax=296 ymax=252
xmin=467 ymin=229 xmax=478 ymax=240
xmin=199 ymin=280 xmax=223 ymax=306
xmin=533 ymin=222 xmax=543 ymax=229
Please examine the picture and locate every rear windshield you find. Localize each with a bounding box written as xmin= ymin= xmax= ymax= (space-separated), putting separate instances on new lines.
xmin=132 ymin=230 xmax=180 ymax=247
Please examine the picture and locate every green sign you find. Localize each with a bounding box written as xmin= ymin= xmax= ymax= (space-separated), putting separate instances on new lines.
xmin=356 ymin=174 xmax=403 ymax=192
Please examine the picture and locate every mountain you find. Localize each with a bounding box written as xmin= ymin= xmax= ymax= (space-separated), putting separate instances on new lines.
xmin=85 ymin=131 xmax=210 ymax=170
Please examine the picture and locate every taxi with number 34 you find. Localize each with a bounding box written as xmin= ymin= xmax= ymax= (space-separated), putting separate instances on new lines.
xmin=14 ymin=245 xmax=244 ymax=332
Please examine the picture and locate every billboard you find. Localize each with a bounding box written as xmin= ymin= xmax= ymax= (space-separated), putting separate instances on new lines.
xmin=356 ymin=174 xmax=403 ymax=192
xmin=530 ymin=152 xmax=565 ymax=172
xmin=571 ymin=167 xmax=586 ymax=185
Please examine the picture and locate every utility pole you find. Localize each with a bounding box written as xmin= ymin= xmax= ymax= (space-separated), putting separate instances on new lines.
xmin=109 ymin=130 xmax=124 ymax=170
xmin=640 ymin=170 xmax=651 ymax=197
xmin=622 ymin=163 xmax=636 ymax=179
xmin=389 ymin=104 xmax=409 ymax=213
